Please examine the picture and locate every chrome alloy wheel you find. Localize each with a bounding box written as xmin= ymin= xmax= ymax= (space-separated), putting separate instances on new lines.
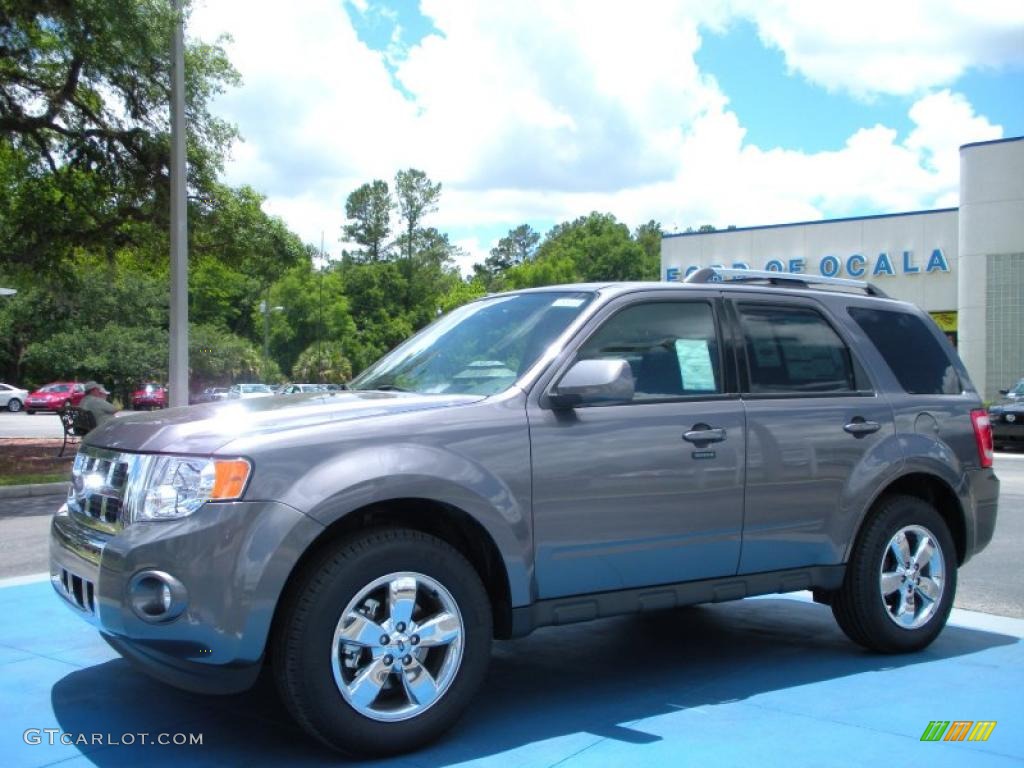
xmin=330 ymin=572 xmax=464 ymax=722
xmin=879 ymin=524 xmax=946 ymax=630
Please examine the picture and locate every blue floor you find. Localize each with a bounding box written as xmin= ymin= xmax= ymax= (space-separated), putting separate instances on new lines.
xmin=2 ymin=577 xmax=1022 ymax=767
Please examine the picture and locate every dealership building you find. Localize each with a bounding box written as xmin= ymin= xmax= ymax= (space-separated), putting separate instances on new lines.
xmin=661 ymin=136 xmax=1024 ymax=401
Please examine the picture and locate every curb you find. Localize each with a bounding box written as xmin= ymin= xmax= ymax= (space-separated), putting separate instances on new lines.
xmin=0 ymin=481 xmax=68 ymax=499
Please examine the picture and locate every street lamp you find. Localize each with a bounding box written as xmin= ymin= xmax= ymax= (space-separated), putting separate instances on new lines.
xmin=260 ymin=299 xmax=285 ymax=379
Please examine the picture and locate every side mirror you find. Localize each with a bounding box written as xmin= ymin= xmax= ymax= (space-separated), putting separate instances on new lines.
xmin=549 ymin=359 xmax=634 ymax=409
xmin=999 ymin=389 xmax=1009 ymax=395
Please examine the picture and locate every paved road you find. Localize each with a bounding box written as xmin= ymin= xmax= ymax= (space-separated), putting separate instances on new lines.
xmin=0 ymin=410 xmax=64 ymax=438
xmin=1 ymin=455 xmax=1022 ymax=616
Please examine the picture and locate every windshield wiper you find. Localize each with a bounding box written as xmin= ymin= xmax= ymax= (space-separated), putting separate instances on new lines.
xmin=370 ymin=384 xmax=414 ymax=393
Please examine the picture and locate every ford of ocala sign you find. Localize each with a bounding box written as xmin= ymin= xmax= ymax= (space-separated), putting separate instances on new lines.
xmin=665 ymin=249 xmax=950 ymax=282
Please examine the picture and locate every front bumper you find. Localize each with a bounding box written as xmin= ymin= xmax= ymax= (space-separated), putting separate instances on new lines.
xmin=992 ymin=421 xmax=1024 ymax=443
xmin=50 ymin=497 xmax=323 ymax=694
xmin=26 ymin=400 xmax=62 ymax=411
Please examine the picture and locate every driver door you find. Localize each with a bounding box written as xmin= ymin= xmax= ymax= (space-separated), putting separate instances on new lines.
xmin=527 ymin=293 xmax=746 ymax=599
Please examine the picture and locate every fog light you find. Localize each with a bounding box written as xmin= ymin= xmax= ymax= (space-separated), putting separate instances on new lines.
xmin=128 ymin=570 xmax=187 ymax=623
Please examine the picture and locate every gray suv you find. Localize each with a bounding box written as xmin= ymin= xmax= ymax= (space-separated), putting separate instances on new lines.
xmin=50 ymin=269 xmax=999 ymax=756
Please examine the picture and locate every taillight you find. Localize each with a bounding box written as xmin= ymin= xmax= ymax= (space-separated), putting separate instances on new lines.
xmin=970 ymin=409 xmax=994 ymax=468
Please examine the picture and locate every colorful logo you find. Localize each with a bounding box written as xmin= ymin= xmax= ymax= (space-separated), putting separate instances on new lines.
xmin=920 ymin=721 xmax=997 ymax=742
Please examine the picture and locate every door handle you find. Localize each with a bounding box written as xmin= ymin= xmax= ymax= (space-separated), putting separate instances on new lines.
xmin=843 ymin=419 xmax=881 ymax=436
xmin=683 ymin=426 xmax=726 ymax=443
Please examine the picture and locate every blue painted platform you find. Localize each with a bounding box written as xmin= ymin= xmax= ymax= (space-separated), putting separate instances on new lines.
xmin=1 ymin=577 xmax=1022 ymax=767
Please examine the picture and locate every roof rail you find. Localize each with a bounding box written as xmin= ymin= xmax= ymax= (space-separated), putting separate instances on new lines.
xmin=684 ymin=267 xmax=889 ymax=298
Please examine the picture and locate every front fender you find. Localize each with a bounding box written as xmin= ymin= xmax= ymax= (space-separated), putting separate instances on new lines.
xmin=276 ymin=443 xmax=533 ymax=607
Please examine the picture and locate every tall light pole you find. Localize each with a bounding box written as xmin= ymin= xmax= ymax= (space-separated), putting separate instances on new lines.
xmin=168 ymin=0 xmax=189 ymax=407
xmin=260 ymin=298 xmax=284 ymax=380
xmin=319 ymin=232 xmax=325 ymax=383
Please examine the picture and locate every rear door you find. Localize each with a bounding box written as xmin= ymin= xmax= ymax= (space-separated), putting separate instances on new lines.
xmin=528 ymin=292 xmax=747 ymax=599
xmin=729 ymin=297 xmax=896 ymax=573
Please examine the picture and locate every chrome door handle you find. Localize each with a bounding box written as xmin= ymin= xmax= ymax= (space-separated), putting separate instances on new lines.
xmin=843 ymin=419 xmax=881 ymax=436
xmin=683 ymin=427 xmax=726 ymax=443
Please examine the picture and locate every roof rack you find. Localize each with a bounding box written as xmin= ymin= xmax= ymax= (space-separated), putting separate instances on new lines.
xmin=684 ymin=267 xmax=889 ymax=298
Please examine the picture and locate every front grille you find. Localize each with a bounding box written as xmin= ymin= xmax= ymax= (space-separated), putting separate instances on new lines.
xmin=56 ymin=567 xmax=96 ymax=614
xmin=68 ymin=446 xmax=136 ymax=533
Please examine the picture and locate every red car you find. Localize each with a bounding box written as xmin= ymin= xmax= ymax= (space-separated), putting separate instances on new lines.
xmin=131 ymin=382 xmax=168 ymax=410
xmin=24 ymin=382 xmax=85 ymax=414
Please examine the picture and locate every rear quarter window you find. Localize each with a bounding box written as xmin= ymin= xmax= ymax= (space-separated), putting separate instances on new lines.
xmin=848 ymin=307 xmax=961 ymax=395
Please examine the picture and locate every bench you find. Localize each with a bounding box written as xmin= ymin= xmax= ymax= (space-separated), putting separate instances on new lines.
xmin=57 ymin=405 xmax=97 ymax=457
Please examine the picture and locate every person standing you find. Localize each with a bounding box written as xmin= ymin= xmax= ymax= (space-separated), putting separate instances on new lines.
xmin=80 ymin=381 xmax=118 ymax=427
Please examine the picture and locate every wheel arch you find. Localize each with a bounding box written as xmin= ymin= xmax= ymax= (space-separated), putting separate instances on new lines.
xmin=849 ymin=472 xmax=967 ymax=566
xmin=269 ymin=498 xmax=516 ymax=648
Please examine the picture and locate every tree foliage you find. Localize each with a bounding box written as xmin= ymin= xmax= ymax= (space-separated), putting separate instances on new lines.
xmin=394 ymin=168 xmax=441 ymax=260
xmin=342 ymin=180 xmax=391 ymax=261
xmin=0 ymin=0 xmax=239 ymax=270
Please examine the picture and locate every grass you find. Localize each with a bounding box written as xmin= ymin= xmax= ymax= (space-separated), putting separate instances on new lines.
xmin=0 ymin=471 xmax=68 ymax=487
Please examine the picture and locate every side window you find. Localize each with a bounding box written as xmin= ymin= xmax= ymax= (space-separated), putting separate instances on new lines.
xmin=849 ymin=307 xmax=961 ymax=395
xmin=739 ymin=304 xmax=856 ymax=394
xmin=576 ymin=301 xmax=721 ymax=400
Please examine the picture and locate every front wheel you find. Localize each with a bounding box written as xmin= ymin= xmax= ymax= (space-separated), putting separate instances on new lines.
xmin=273 ymin=528 xmax=492 ymax=756
xmin=832 ymin=495 xmax=956 ymax=653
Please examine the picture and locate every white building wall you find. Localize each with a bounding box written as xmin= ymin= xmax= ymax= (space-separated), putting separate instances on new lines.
xmin=958 ymin=137 xmax=1024 ymax=400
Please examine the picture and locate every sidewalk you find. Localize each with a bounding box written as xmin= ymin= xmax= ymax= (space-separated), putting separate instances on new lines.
xmin=1 ymin=578 xmax=1021 ymax=768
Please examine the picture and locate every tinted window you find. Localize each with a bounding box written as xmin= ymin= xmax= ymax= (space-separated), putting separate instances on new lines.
xmin=577 ymin=302 xmax=721 ymax=400
xmin=739 ymin=304 xmax=856 ymax=394
xmin=849 ymin=307 xmax=961 ymax=395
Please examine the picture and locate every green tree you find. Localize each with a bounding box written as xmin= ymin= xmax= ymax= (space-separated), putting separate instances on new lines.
xmin=394 ymin=168 xmax=441 ymax=261
xmin=473 ymin=223 xmax=540 ymax=289
xmin=292 ymin=342 xmax=352 ymax=384
xmin=343 ymin=180 xmax=391 ymax=261
xmin=0 ymin=0 xmax=239 ymax=271
xmin=505 ymin=212 xmax=657 ymax=287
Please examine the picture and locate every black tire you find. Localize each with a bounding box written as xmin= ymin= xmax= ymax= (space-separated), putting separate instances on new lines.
xmin=832 ymin=494 xmax=956 ymax=653
xmin=7 ymin=398 xmax=22 ymax=412
xmin=273 ymin=528 xmax=492 ymax=756
xmin=25 ymin=409 xmax=34 ymax=415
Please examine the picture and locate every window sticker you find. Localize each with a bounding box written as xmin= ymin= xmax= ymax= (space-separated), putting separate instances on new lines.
xmin=674 ymin=339 xmax=717 ymax=391
xmin=551 ymin=297 xmax=586 ymax=308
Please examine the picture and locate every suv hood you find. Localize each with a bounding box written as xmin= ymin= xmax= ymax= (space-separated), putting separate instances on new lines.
xmin=85 ymin=391 xmax=483 ymax=454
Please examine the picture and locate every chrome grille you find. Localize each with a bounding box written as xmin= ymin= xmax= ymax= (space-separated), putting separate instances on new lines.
xmin=68 ymin=446 xmax=141 ymax=533
xmin=55 ymin=567 xmax=96 ymax=614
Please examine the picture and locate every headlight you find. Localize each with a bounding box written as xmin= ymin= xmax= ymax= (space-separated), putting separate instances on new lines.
xmin=136 ymin=455 xmax=251 ymax=522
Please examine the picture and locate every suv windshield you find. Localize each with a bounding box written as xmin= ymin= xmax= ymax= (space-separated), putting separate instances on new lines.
xmin=351 ymin=291 xmax=595 ymax=396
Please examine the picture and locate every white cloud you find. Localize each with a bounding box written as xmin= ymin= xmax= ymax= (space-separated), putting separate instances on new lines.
xmin=189 ymin=0 xmax=1015 ymax=271
xmin=731 ymin=0 xmax=1024 ymax=97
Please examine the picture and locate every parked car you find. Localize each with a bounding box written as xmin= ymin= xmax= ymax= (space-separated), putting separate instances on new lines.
xmin=277 ymin=383 xmax=326 ymax=395
xmin=997 ymin=377 xmax=1024 ymax=402
xmin=51 ymin=271 xmax=999 ymax=757
xmin=989 ymin=381 xmax=1024 ymax=449
xmin=228 ymin=383 xmax=274 ymax=399
xmin=25 ymin=381 xmax=84 ymax=414
xmin=0 ymin=382 xmax=28 ymax=412
xmin=191 ymin=387 xmax=230 ymax=404
xmin=131 ymin=383 xmax=167 ymax=411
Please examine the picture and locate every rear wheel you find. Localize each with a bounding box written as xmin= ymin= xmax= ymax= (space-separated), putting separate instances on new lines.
xmin=273 ymin=528 xmax=492 ymax=756
xmin=832 ymin=495 xmax=956 ymax=653
xmin=7 ymin=398 xmax=22 ymax=412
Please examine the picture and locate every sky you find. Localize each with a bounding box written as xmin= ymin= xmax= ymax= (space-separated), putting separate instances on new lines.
xmin=189 ymin=0 xmax=1024 ymax=273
